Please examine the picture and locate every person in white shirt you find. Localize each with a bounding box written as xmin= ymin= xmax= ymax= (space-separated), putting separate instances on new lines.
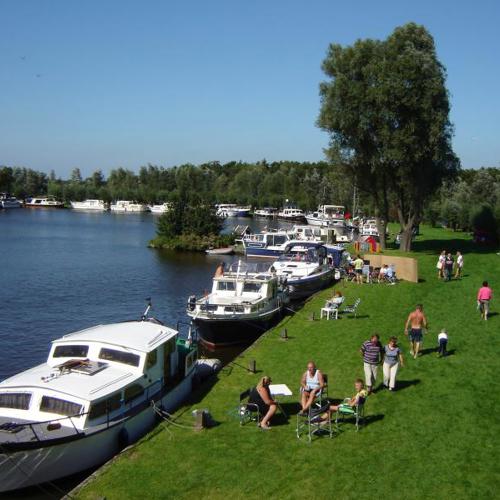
xmin=455 ymin=251 xmax=464 ymax=279
xmin=437 ymin=329 xmax=448 ymax=357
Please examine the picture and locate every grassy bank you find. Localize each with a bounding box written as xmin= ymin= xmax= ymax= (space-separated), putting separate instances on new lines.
xmin=148 ymin=233 xmax=233 ymax=252
xmin=77 ymin=226 xmax=499 ymax=500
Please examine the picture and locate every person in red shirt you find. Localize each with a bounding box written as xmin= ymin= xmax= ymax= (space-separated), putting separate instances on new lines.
xmin=477 ymin=281 xmax=493 ymax=321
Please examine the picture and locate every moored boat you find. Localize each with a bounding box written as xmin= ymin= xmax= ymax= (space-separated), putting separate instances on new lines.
xmin=0 ymin=306 xmax=197 ymax=493
xmin=254 ymin=207 xmax=278 ymax=218
xmin=24 ymin=196 xmax=64 ymax=208
xmin=149 ymin=203 xmax=170 ymax=214
xmin=0 ymin=193 xmax=22 ymax=209
xmin=205 ymin=247 xmax=234 ymax=255
xmin=70 ymin=199 xmax=108 ymax=211
xmin=187 ymin=261 xmax=288 ymax=347
xmin=277 ymin=207 xmax=306 ymax=221
xmin=305 ymin=204 xmax=346 ymax=227
xmin=270 ymin=242 xmax=336 ymax=300
xmin=110 ymin=201 xmax=148 ymax=213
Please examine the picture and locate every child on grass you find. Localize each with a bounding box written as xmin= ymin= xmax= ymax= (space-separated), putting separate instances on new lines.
xmin=437 ymin=329 xmax=448 ymax=357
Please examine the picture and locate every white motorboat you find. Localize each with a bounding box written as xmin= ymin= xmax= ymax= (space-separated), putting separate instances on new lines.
xmin=277 ymin=207 xmax=306 ymax=221
xmin=360 ymin=219 xmax=388 ymax=238
xmin=110 ymin=201 xmax=148 ymax=213
xmin=293 ymin=224 xmax=353 ymax=244
xmin=187 ymin=261 xmax=288 ymax=347
xmin=254 ymin=207 xmax=278 ymax=218
xmin=149 ymin=203 xmax=170 ymax=214
xmin=0 ymin=306 xmax=197 ymax=493
xmin=0 ymin=193 xmax=22 ymax=209
xmin=305 ymin=205 xmax=346 ymax=227
xmin=270 ymin=243 xmax=335 ymax=300
xmin=243 ymin=230 xmax=294 ymax=257
xmin=205 ymin=247 xmax=234 ymax=255
xmin=24 ymin=196 xmax=64 ymax=208
xmin=70 ymin=199 xmax=108 ymax=211
xmin=216 ymin=204 xmax=251 ymax=217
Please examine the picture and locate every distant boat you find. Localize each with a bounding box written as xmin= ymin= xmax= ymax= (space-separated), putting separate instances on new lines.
xmin=360 ymin=219 xmax=388 ymax=238
xmin=0 ymin=193 xmax=22 ymax=209
xmin=205 ymin=247 xmax=234 ymax=255
xmin=216 ymin=204 xmax=251 ymax=217
xmin=70 ymin=199 xmax=108 ymax=211
xmin=254 ymin=207 xmax=278 ymax=218
xmin=305 ymin=205 xmax=345 ymax=227
xmin=24 ymin=196 xmax=64 ymax=208
xmin=149 ymin=203 xmax=170 ymax=214
xmin=277 ymin=207 xmax=306 ymax=221
xmin=110 ymin=201 xmax=148 ymax=213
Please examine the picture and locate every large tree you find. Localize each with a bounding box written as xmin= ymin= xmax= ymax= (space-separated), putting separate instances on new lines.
xmin=318 ymin=23 xmax=459 ymax=251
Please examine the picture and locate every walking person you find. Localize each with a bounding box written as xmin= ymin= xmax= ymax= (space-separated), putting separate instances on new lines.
xmin=454 ymin=251 xmax=463 ymax=279
xmin=436 ymin=250 xmax=446 ymax=279
xmin=405 ymin=304 xmax=428 ymax=359
xmin=383 ymin=336 xmax=404 ymax=391
xmin=437 ymin=329 xmax=448 ymax=357
xmin=353 ymin=254 xmax=364 ymax=284
xmin=360 ymin=334 xmax=383 ymax=393
xmin=477 ymin=281 xmax=493 ymax=321
xmin=444 ymin=253 xmax=454 ymax=281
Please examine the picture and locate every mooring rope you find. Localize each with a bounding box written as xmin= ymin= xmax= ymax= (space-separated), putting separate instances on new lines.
xmin=151 ymin=401 xmax=194 ymax=430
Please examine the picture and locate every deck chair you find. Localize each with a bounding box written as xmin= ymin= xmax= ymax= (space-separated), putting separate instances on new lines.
xmin=335 ymin=396 xmax=366 ymax=431
xmin=342 ymin=298 xmax=361 ymax=317
xmin=296 ymin=402 xmax=333 ymax=442
xmin=300 ymin=373 xmax=329 ymax=409
xmin=237 ymin=389 xmax=260 ymax=426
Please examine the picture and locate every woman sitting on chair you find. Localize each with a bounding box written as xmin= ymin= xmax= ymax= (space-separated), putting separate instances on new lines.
xmin=322 ymin=379 xmax=367 ymax=421
xmin=300 ymin=361 xmax=325 ymax=414
xmin=248 ymin=376 xmax=277 ymax=430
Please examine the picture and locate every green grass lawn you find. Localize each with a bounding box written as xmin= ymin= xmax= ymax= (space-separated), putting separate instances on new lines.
xmin=76 ymin=226 xmax=500 ymax=500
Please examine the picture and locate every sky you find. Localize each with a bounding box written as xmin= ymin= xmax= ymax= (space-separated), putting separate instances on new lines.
xmin=0 ymin=0 xmax=499 ymax=177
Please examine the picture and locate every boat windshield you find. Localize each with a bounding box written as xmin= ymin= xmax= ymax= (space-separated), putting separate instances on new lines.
xmin=226 ymin=262 xmax=270 ymax=274
xmin=0 ymin=392 xmax=32 ymax=410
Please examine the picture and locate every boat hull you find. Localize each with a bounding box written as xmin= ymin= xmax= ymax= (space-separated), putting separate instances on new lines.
xmin=286 ymin=268 xmax=335 ymax=300
xmin=24 ymin=204 xmax=64 ymax=209
xmin=0 ymin=376 xmax=192 ymax=493
xmin=244 ymin=246 xmax=285 ymax=258
xmin=192 ymin=311 xmax=282 ymax=348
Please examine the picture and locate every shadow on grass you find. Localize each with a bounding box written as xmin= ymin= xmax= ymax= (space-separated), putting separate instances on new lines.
xmin=411 ymin=236 xmax=495 ymax=255
xmin=395 ymin=379 xmax=421 ymax=391
xmin=336 ymin=413 xmax=385 ymax=430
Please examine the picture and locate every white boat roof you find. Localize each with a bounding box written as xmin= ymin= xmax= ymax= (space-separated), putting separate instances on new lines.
xmin=0 ymin=362 xmax=141 ymax=401
xmin=55 ymin=321 xmax=177 ymax=354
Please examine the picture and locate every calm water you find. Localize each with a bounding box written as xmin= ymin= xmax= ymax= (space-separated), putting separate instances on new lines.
xmin=0 ymin=209 xmax=289 ymax=381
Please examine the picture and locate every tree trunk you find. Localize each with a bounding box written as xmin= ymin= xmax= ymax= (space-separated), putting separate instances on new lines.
xmin=397 ymin=208 xmax=416 ymax=252
xmin=375 ymin=216 xmax=387 ymax=250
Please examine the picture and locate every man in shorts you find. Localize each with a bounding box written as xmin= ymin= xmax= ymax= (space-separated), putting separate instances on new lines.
xmin=404 ymin=304 xmax=428 ymax=359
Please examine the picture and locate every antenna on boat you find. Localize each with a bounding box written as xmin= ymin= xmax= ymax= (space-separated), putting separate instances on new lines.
xmin=142 ymin=297 xmax=152 ymax=321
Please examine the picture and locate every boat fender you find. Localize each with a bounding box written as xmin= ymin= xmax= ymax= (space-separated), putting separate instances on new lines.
xmin=195 ymin=359 xmax=222 ymax=379
xmin=118 ymin=428 xmax=129 ymax=449
xmin=188 ymin=295 xmax=196 ymax=311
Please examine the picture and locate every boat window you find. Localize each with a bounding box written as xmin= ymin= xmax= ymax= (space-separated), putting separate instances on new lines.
xmin=124 ymin=384 xmax=144 ymax=404
xmin=0 ymin=392 xmax=31 ymax=410
xmin=40 ymin=396 xmax=82 ymax=416
xmin=99 ymin=348 xmax=140 ymax=367
xmin=146 ymin=349 xmax=157 ymax=369
xmin=89 ymin=393 xmax=122 ymax=419
xmin=243 ymin=282 xmax=261 ymax=293
xmin=217 ymin=281 xmax=235 ymax=291
xmin=164 ymin=338 xmax=176 ymax=356
xmin=273 ymin=235 xmax=287 ymax=245
xmin=53 ymin=345 xmax=89 ymax=358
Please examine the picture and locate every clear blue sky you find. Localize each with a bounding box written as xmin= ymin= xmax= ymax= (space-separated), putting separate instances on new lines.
xmin=0 ymin=0 xmax=499 ymax=177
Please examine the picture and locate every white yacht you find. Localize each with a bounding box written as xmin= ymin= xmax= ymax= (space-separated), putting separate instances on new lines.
xmin=305 ymin=205 xmax=346 ymax=227
xmin=243 ymin=230 xmax=294 ymax=257
xmin=0 ymin=193 xmax=22 ymax=209
xmin=278 ymin=207 xmax=306 ymax=221
xmin=0 ymin=309 xmax=197 ymax=493
xmin=70 ymin=199 xmax=108 ymax=211
xmin=360 ymin=219 xmax=388 ymax=238
xmin=187 ymin=261 xmax=288 ymax=347
xmin=254 ymin=207 xmax=278 ymax=218
xmin=270 ymin=243 xmax=335 ymax=300
xmin=110 ymin=201 xmax=148 ymax=213
xmin=149 ymin=203 xmax=170 ymax=214
xmin=216 ymin=204 xmax=251 ymax=217
xmin=24 ymin=196 xmax=64 ymax=208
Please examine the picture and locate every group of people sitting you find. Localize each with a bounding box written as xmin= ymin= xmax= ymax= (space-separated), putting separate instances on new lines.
xmin=345 ymin=255 xmax=396 ymax=284
xmin=247 ymin=362 xmax=366 ymax=430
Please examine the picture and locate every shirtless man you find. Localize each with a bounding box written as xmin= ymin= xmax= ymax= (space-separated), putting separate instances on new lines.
xmin=404 ymin=304 xmax=428 ymax=359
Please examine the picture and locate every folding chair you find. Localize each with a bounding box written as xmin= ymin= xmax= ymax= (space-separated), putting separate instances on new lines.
xmin=335 ymin=396 xmax=366 ymax=431
xmin=237 ymin=389 xmax=260 ymax=426
xmin=296 ymin=402 xmax=333 ymax=442
xmin=342 ymin=298 xmax=361 ymax=317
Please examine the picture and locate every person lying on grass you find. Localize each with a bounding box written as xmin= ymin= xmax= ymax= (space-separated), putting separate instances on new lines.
xmin=317 ymin=379 xmax=368 ymax=423
xmin=248 ymin=376 xmax=277 ymax=430
xmin=299 ymin=361 xmax=325 ymax=415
